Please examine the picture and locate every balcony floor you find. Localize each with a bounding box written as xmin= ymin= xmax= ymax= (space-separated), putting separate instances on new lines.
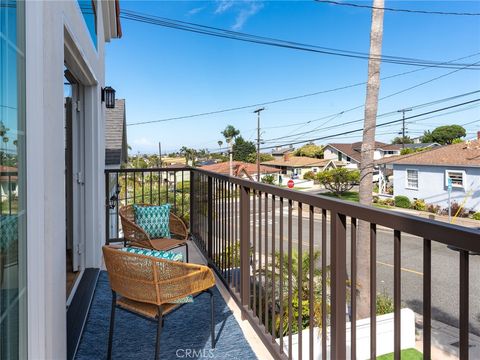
xmin=75 ymin=270 xmax=257 ymax=359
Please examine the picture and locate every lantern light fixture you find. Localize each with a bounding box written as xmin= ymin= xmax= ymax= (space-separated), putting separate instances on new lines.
xmin=102 ymin=86 xmax=116 ymax=109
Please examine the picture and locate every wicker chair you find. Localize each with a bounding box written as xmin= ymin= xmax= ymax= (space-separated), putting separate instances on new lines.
xmin=102 ymin=245 xmax=216 ymax=360
xmin=119 ymin=204 xmax=189 ymax=261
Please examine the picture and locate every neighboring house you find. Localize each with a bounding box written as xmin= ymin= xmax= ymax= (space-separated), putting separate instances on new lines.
xmin=105 ymin=99 xmax=128 ymax=169
xmin=200 ymin=161 xmax=281 ymax=181
xmin=0 ymin=166 xmax=18 ymax=202
xmin=377 ymin=139 xmax=480 ymax=211
xmin=323 ymin=141 xmax=398 ymax=168
xmin=105 ymin=99 xmax=128 ymax=240
xmin=0 ymin=2 xmax=122 ymax=360
xmin=271 ymin=146 xmax=294 ymax=160
xmin=261 ymin=153 xmax=341 ymax=179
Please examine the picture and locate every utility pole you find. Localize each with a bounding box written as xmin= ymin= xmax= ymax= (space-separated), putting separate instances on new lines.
xmin=158 ymin=141 xmax=162 ymax=167
xmin=254 ymin=107 xmax=265 ymax=182
xmin=397 ymin=108 xmax=412 ymax=149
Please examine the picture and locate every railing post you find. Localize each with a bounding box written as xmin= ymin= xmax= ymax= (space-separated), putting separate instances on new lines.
xmin=330 ymin=210 xmax=347 ymax=359
xmin=239 ymin=185 xmax=250 ymax=318
xmin=207 ymin=176 xmax=213 ymax=259
xmin=105 ymin=171 xmax=110 ymax=245
xmin=189 ymin=170 xmax=195 ymax=237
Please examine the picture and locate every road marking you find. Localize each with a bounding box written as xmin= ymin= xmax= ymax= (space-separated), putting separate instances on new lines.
xmin=377 ymin=260 xmax=423 ymax=276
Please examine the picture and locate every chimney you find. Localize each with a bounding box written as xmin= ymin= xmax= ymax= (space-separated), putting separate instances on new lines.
xmin=284 ymin=152 xmax=291 ymax=162
xmin=477 ymin=131 xmax=480 ymax=140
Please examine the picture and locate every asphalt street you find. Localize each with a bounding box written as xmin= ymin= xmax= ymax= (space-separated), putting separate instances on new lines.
xmin=232 ymin=199 xmax=480 ymax=337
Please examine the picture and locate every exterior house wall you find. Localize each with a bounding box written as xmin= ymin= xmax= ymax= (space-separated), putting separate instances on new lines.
xmin=393 ymin=164 xmax=480 ymax=211
xmin=323 ymin=147 xmax=338 ymax=161
xmin=25 ymin=1 xmax=113 ymax=358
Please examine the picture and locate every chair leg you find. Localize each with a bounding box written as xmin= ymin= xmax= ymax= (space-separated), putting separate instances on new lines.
xmin=185 ymin=242 xmax=189 ymax=263
xmin=207 ymin=289 xmax=215 ymax=349
xmin=107 ymin=291 xmax=117 ymax=360
xmin=155 ymin=306 xmax=163 ymax=360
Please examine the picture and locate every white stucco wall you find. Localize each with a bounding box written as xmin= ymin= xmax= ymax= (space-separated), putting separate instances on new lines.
xmin=393 ymin=164 xmax=480 ymax=212
xmin=26 ymin=1 xmax=112 ymax=358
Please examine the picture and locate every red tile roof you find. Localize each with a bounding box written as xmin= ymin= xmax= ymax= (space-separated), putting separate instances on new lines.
xmin=200 ymin=161 xmax=280 ymax=175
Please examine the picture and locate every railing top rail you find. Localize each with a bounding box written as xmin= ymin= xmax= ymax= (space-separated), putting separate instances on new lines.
xmin=191 ymin=168 xmax=480 ymax=251
xmin=104 ymin=167 xmax=191 ymax=174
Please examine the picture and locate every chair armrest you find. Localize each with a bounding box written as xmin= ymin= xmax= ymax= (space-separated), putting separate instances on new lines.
xmin=154 ymin=261 xmax=215 ymax=304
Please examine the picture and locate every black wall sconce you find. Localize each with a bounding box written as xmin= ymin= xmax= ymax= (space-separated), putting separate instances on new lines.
xmin=108 ymin=183 xmax=122 ymax=209
xmin=102 ymin=86 xmax=116 ymax=109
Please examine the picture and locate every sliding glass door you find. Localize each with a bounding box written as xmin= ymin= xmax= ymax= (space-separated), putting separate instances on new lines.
xmin=0 ymin=0 xmax=27 ymax=358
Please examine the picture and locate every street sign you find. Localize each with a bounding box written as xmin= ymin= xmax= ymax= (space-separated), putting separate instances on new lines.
xmin=287 ymin=179 xmax=294 ymax=189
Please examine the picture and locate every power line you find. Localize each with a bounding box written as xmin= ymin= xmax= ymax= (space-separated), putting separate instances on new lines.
xmin=127 ymin=52 xmax=480 ymax=127
xmin=315 ymin=0 xmax=480 ymax=16
xmin=262 ymin=90 xmax=480 ymax=143
xmin=120 ymin=9 xmax=480 ymax=70
xmin=262 ymin=98 xmax=480 ymax=149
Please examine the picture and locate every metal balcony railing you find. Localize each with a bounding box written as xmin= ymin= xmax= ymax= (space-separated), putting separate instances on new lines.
xmin=105 ymin=167 xmax=480 ymax=360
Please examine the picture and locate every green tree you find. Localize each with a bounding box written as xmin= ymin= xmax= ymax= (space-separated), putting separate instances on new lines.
xmin=421 ymin=125 xmax=466 ymax=145
xmin=318 ymin=168 xmax=360 ymax=196
xmin=232 ymin=136 xmax=256 ymax=162
xmin=294 ymin=143 xmax=323 ymax=158
xmin=245 ymin=152 xmax=274 ymax=163
xmin=391 ymin=135 xmax=413 ymax=145
xmin=260 ymin=174 xmax=275 ymax=185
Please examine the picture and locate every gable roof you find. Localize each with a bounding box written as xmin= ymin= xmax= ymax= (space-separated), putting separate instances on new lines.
xmin=105 ymin=99 xmax=128 ymax=166
xmin=376 ymin=139 xmax=480 ymax=168
xmin=200 ymin=161 xmax=281 ymax=175
xmin=261 ymin=156 xmax=331 ymax=168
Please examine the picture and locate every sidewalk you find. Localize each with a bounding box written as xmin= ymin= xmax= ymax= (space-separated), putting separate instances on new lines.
xmin=415 ymin=314 xmax=480 ymax=359
xmin=392 ymin=207 xmax=480 ymax=229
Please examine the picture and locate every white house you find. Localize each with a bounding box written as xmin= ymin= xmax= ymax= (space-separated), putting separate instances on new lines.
xmin=377 ymin=139 xmax=480 ymax=212
xmin=261 ymin=153 xmax=341 ymax=180
xmin=0 ymin=1 xmax=122 ymax=359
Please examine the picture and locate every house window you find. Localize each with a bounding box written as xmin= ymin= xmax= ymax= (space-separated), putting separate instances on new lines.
xmin=337 ymin=153 xmax=342 ymax=161
xmin=445 ymin=170 xmax=465 ymax=188
xmin=406 ymin=169 xmax=418 ymax=189
xmin=346 ymin=156 xmax=351 ymax=162
xmin=313 ymin=168 xmax=318 ymax=173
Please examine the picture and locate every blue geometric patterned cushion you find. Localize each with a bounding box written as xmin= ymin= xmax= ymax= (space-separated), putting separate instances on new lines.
xmin=119 ymin=247 xmax=183 ymax=261
xmin=133 ymin=204 xmax=171 ymax=239
xmin=119 ymin=247 xmax=193 ymax=304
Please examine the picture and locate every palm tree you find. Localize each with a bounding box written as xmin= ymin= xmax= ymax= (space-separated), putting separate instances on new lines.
xmin=217 ymin=140 xmax=223 ymax=150
xmin=357 ymin=0 xmax=385 ymax=319
xmin=221 ymin=125 xmax=240 ymax=176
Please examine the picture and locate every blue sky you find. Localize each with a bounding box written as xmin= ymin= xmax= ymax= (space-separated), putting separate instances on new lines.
xmin=106 ymin=1 xmax=480 ymax=154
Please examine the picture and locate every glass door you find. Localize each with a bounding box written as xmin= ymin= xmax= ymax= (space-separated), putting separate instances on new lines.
xmin=0 ymin=0 xmax=27 ymax=358
xmin=64 ymin=69 xmax=85 ymax=303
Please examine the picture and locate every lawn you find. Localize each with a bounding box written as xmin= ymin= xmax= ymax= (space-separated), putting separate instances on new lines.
xmin=377 ymin=348 xmax=423 ymax=360
xmin=321 ymin=191 xmax=359 ymax=202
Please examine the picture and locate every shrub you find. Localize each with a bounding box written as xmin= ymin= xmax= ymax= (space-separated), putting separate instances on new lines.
xmin=411 ymin=199 xmax=427 ymax=211
xmin=473 ymin=212 xmax=480 ymax=221
xmin=261 ymin=174 xmax=276 ymax=185
xmin=394 ymin=195 xmax=411 ymax=209
xmin=303 ymin=171 xmax=316 ymax=181
xmin=427 ymin=204 xmax=441 ymax=214
xmin=442 ymin=201 xmax=468 ymax=218
xmin=376 ymin=292 xmax=395 ymax=315
xmin=377 ymin=198 xmax=394 ymax=207
xmin=373 ymin=195 xmax=379 ymax=203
